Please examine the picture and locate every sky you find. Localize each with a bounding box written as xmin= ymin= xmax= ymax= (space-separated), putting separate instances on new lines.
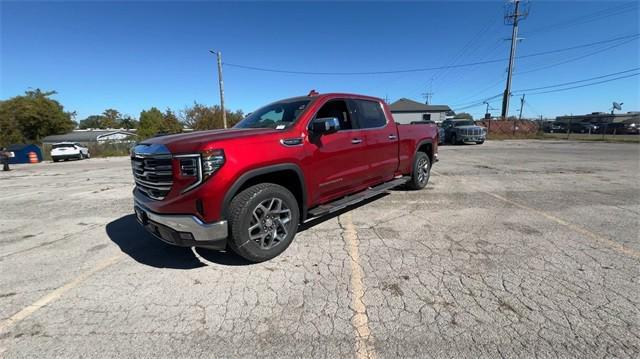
xmin=1 ymin=1 xmax=638 ymax=121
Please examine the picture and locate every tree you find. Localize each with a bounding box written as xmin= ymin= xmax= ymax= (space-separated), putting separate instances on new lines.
xmin=0 ymin=89 xmax=75 ymax=146
xmin=453 ymin=112 xmax=473 ymax=120
xmin=137 ymin=107 xmax=183 ymax=139
xmin=101 ymin=108 xmax=122 ymax=128
xmin=182 ymin=102 xmax=243 ymax=130
xmin=79 ymin=115 xmax=106 ymax=129
xmin=120 ymin=115 xmax=138 ymax=130
xmin=162 ymin=109 xmax=183 ymax=134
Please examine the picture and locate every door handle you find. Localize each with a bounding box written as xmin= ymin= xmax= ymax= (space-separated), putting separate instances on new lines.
xmin=388 ymin=134 xmax=397 ymax=140
xmin=351 ymin=138 xmax=363 ymax=144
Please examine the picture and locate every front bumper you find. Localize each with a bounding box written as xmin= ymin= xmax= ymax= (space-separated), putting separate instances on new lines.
xmin=52 ymin=153 xmax=81 ymax=160
xmin=461 ymin=135 xmax=486 ymax=142
xmin=134 ymin=199 xmax=228 ymax=250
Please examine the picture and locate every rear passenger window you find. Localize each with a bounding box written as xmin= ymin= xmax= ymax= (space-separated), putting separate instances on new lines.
xmin=355 ymin=100 xmax=387 ymax=128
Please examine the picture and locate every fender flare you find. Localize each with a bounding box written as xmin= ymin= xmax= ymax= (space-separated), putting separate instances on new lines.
xmin=221 ymin=163 xmax=308 ymax=221
xmin=414 ymin=139 xmax=434 ymax=158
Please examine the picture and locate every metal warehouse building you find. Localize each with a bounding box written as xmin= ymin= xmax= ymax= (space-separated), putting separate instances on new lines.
xmin=555 ymin=112 xmax=640 ymax=125
xmin=42 ymin=129 xmax=136 ymax=145
xmin=388 ymin=98 xmax=453 ymax=124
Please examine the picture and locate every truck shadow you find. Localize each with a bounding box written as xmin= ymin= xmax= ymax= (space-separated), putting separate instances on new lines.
xmin=105 ymin=215 xmax=252 ymax=268
xmin=107 ymin=194 xmax=391 ymax=268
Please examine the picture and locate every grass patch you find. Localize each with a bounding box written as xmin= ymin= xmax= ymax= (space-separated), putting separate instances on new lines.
xmin=485 ymin=132 xmax=639 ymax=143
xmin=541 ymin=133 xmax=640 ymax=143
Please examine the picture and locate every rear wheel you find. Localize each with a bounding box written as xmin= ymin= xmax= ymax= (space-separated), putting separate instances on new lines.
xmin=406 ymin=152 xmax=431 ymax=190
xmin=228 ymin=183 xmax=300 ymax=262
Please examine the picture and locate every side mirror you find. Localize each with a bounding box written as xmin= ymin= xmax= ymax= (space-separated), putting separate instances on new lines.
xmin=310 ymin=117 xmax=340 ymax=135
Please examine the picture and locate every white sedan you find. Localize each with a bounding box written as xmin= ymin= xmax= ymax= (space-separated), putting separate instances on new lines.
xmin=51 ymin=142 xmax=90 ymax=162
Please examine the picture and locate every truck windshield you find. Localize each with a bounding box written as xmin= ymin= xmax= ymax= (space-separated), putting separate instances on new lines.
xmin=454 ymin=121 xmax=475 ymax=127
xmin=235 ymin=99 xmax=311 ymax=129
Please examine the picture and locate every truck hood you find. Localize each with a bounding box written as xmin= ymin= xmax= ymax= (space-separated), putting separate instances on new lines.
xmin=141 ymin=128 xmax=278 ymax=153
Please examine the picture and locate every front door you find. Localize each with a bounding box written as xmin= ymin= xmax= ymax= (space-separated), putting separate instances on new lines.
xmin=304 ymin=99 xmax=368 ymax=204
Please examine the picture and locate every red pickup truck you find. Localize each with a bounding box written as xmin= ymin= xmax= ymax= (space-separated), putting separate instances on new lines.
xmin=132 ymin=92 xmax=438 ymax=262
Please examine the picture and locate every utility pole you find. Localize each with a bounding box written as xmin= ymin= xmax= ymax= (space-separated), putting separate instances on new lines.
xmin=501 ymin=0 xmax=528 ymax=119
xmin=210 ymin=50 xmax=227 ymax=129
xmin=518 ymin=94 xmax=525 ymax=120
xmin=422 ymin=77 xmax=435 ymax=105
xmin=422 ymin=92 xmax=434 ymax=105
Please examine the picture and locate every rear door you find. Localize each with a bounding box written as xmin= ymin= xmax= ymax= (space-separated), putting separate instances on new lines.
xmin=305 ymin=99 xmax=369 ymax=203
xmin=353 ymin=99 xmax=398 ymax=185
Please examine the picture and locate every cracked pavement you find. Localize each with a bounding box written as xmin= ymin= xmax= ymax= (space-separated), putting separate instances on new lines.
xmin=0 ymin=140 xmax=638 ymax=358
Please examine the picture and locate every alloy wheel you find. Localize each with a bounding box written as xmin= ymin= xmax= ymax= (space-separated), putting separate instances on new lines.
xmin=417 ymin=158 xmax=429 ymax=184
xmin=247 ymin=197 xmax=292 ymax=249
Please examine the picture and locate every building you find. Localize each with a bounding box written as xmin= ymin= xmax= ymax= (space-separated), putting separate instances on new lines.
xmin=555 ymin=112 xmax=640 ymax=125
xmin=6 ymin=144 xmax=43 ymax=164
xmin=388 ymin=98 xmax=453 ymax=124
xmin=42 ymin=129 xmax=136 ymax=145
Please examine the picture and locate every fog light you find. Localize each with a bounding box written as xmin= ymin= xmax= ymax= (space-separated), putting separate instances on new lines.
xmin=179 ymin=232 xmax=194 ymax=240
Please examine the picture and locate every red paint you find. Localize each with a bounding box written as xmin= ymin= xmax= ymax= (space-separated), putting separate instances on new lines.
xmin=135 ymin=93 xmax=437 ymax=223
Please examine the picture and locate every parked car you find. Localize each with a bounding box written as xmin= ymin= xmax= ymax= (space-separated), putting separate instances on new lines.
xmin=544 ymin=122 xmax=566 ymax=133
xmin=51 ymin=142 xmax=90 ymax=162
xmin=441 ymin=119 xmax=486 ymax=145
xmin=569 ymin=122 xmax=599 ymax=134
xmin=595 ymin=122 xmax=639 ymax=135
xmin=131 ymin=92 xmax=439 ymax=262
xmin=438 ymin=125 xmax=445 ymax=145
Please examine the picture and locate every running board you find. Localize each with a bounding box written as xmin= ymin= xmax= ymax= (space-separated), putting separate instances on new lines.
xmin=306 ymin=176 xmax=410 ymax=219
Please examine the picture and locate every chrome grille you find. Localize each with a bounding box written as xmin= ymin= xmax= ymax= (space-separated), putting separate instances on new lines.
xmin=131 ymin=154 xmax=173 ymax=200
xmin=462 ymin=128 xmax=483 ymax=136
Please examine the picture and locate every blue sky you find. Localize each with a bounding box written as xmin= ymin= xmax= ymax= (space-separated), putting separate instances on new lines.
xmin=1 ymin=1 xmax=638 ymax=121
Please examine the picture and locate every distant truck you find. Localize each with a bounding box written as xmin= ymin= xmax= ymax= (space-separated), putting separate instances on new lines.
xmin=441 ymin=119 xmax=486 ymax=145
xmin=131 ymin=92 xmax=439 ymax=262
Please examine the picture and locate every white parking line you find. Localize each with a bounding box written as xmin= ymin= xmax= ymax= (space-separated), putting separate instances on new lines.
xmin=0 ymin=255 xmax=123 ymax=334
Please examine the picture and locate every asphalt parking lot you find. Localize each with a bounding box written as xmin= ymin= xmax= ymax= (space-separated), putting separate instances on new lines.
xmin=1 ymin=140 xmax=638 ymax=358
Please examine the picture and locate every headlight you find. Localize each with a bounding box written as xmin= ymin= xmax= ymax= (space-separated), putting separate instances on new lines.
xmin=177 ymin=149 xmax=225 ymax=193
xmin=201 ymin=149 xmax=225 ymax=180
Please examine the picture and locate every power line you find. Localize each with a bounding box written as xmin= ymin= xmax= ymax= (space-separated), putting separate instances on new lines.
xmin=223 ymin=34 xmax=638 ymax=75
xmin=454 ymin=69 xmax=640 ymax=110
xmin=515 ymin=67 xmax=639 ymax=92
xmin=514 ymin=72 xmax=639 ymax=96
xmin=526 ymin=2 xmax=638 ymax=36
xmin=515 ymin=37 xmax=638 ymax=76
xmin=452 ymin=38 xmax=637 ymax=106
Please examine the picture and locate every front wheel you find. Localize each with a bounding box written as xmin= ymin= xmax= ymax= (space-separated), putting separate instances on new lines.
xmin=476 ymin=140 xmax=484 ymax=145
xmin=406 ymin=152 xmax=431 ymax=190
xmin=450 ymin=134 xmax=458 ymax=145
xmin=228 ymin=183 xmax=300 ymax=262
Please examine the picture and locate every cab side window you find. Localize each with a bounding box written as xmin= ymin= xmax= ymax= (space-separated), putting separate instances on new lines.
xmin=314 ymin=100 xmax=355 ymax=131
xmin=354 ymin=100 xmax=387 ymax=129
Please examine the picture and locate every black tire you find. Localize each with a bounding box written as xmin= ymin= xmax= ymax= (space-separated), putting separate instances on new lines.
xmin=227 ymin=183 xmax=300 ymax=262
xmin=53 ymin=158 xmax=59 ymax=163
xmin=406 ymin=152 xmax=431 ymax=190
xmin=450 ymin=133 xmax=458 ymax=145
xmin=476 ymin=140 xmax=484 ymax=145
